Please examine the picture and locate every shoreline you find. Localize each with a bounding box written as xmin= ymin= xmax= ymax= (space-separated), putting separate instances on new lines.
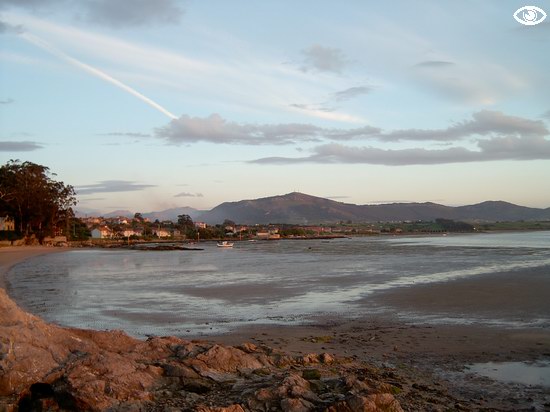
xmin=0 ymin=246 xmax=69 ymax=289
xmin=2 ymin=246 xmax=550 ymax=410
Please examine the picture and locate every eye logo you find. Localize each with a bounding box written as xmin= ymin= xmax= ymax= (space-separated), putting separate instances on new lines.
xmin=513 ymin=6 xmax=547 ymax=25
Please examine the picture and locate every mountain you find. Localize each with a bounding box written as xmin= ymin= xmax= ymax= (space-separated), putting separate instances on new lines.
xmin=103 ymin=210 xmax=133 ymax=218
xmin=76 ymin=207 xmax=203 ymax=221
xmin=198 ymin=192 xmax=550 ymax=225
xmin=143 ymin=207 xmax=203 ymax=222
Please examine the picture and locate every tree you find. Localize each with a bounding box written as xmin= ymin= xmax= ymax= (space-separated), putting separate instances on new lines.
xmin=177 ymin=214 xmax=194 ymax=229
xmin=222 ymin=219 xmax=235 ymax=227
xmin=0 ymin=160 xmax=76 ymax=238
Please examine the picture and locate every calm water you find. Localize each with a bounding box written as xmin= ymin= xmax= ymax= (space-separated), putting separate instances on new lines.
xmin=6 ymin=231 xmax=550 ymax=337
xmin=468 ymin=360 xmax=550 ymax=387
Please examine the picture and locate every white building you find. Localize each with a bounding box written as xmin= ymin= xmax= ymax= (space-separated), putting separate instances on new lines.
xmin=0 ymin=216 xmax=15 ymax=231
xmin=91 ymin=226 xmax=113 ymax=239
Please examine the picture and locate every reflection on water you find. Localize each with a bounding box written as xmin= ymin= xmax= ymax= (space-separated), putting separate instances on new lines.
xmin=6 ymin=231 xmax=550 ymax=337
xmin=467 ymin=360 xmax=550 ymax=387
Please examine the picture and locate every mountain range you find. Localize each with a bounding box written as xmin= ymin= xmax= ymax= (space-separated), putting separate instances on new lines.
xmin=77 ymin=192 xmax=550 ymax=225
xmin=198 ymin=192 xmax=550 ymax=224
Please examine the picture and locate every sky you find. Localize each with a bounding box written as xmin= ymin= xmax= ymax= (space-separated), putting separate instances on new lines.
xmin=1 ymin=0 xmax=549 ymax=215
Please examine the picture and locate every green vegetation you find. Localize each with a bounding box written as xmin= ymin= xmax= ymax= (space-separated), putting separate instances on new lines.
xmin=477 ymin=221 xmax=550 ymax=231
xmin=0 ymin=160 xmax=76 ymax=240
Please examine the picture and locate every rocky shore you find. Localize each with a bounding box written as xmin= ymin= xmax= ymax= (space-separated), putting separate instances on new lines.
xmin=0 ymin=286 xmax=403 ymax=411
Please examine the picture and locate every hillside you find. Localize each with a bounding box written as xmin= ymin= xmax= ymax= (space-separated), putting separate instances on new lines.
xmin=198 ymin=192 xmax=550 ymax=225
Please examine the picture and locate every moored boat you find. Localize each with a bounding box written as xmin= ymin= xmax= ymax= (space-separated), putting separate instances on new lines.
xmin=217 ymin=241 xmax=234 ymax=248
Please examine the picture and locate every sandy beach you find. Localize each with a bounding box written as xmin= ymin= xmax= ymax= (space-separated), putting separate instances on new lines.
xmin=2 ymin=246 xmax=550 ymax=410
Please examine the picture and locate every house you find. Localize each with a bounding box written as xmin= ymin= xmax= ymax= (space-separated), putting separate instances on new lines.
xmin=121 ymin=229 xmax=143 ymax=238
xmin=152 ymin=227 xmax=171 ymax=238
xmin=255 ymin=229 xmax=281 ymax=240
xmin=0 ymin=216 xmax=15 ymax=231
xmin=91 ymin=226 xmax=113 ymax=239
xmin=305 ymin=226 xmax=332 ymax=235
xmin=194 ymin=222 xmax=207 ymax=229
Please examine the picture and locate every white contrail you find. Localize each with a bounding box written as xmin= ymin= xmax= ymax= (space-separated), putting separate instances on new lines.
xmin=20 ymin=32 xmax=178 ymax=120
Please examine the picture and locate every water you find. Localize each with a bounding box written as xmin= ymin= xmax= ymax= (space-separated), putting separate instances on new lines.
xmin=6 ymin=231 xmax=550 ymax=337
xmin=467 ymin=360 xmax=550 ymax=387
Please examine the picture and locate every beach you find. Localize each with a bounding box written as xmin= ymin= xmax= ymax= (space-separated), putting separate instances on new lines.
xmin=1 ymin=245 xmax=550 ymax=410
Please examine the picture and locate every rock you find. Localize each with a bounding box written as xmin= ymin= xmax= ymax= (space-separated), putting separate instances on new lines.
xmin=326 ymin=393 xmax=403 ymax=412
xmin=277 ymin=374 xmax=321 ymax=403
xmin=302 ymin=369 xmax=321 ymax=380
xmin=280 ymin=397 xmax=315 ymax=411
xmin=300 ymin=353 xmax=320 ymax=364
xmin=181 ymin=378 xmax=213 ymax=394
xmin=237 ymin=342 xmax=258 ymax=353
xmin=162 ymin=364 xmax=200 ymax=379
xmin=320 ymin=353 xmax=335 ymax=364
xmin=195 ymin=344 xmax=266 ymax=372
xmin=196 ymin=404 xmax=245 ymax=412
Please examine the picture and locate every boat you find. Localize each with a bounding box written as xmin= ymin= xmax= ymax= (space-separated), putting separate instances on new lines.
xmin=217 ymin=241 xmax=234 ymax=248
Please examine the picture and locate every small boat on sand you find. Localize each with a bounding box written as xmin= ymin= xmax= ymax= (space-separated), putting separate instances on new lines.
xmin=217 ymin=241 xmax=234 ymax=248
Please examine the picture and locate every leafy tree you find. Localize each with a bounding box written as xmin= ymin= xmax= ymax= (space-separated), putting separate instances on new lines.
xmin=177 ymin=214 xmax=194 ymax=229
xmin=0 ymin=160 xmax=77 ymax=238
xmin=222 ymin=219 xmax=235 ymax=227
xmin=69 ymin=217 xmax=91 ymax=240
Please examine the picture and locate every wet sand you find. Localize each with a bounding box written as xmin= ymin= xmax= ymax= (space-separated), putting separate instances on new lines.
xmin=2 ymin=246 xmax=550 ymax=410
xmin=207 ymin=266 xmax=550 ymax=410
xmin=368 ymin=266 xmax=550 ymax=324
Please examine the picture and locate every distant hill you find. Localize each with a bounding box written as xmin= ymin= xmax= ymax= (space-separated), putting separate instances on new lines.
xmin=198 ymin=192 xmax=550 ymax=224
xmin=103 ymin=210 xmax=133 ymax=218
xmin=143 ymin=207 xmax=203 ymax=222
xmin=76 ymin=207 xmax=203 ymax=221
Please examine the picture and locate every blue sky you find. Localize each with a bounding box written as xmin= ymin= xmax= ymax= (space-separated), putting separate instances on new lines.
xmin=1 ymin=0 xmax=549 ymax=214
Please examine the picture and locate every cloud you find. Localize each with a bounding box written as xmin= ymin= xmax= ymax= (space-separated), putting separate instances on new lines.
xmin=251 ymin=134 xmax=550 ymax=166
xmin=0 ymin=98 xmax=14 ymax=104
xmin=76 ymin=180 xmax=156 ymax=195
xmin=383 ymin=110 xmax=548 ymax=142
xmin=289 ymin=103 xmax=335 ymax=113
xmin=0 ymin=140 xmax=42 ymax=151
xmin=287 ymin=85 xmax=372 ymax=123
xmin=0 ymin=0 xmax=184 ymax=28
xmin=246 ymin=110 xmax=550 ymax=166
xmin=174 ymin=192 xmax=204 ymax=198
xmin=0 ymin=19 xmax=23 ymax=34
xmin=326 ymin=125 xmax=382 ymax=140
xmin=542 ymin=110 xmax=550 ymax=120
xmin=414 ymin=60 xmax=455 ymax=68
xmin=155 ymin=110 xmax=548 ymax=148
xmin=155 ymin=113 xmax=324 ymax=145
xmin=250 ymin=138 xmax=550 ymax=166
xmin=81 ymin=0 xmax=184 ymax=28
xmin=21 ymin=32 xmax=177 ymax=119
xmin=101 ymin=132 xmax=151 ymax=138
xmin=300 ymin=44 xmax=350 ymax=74
xmin=412 ymin=60 xmax=526 ymax=105
xmin=331 ymin=86 xmax=373 ymax=101
xmin=0 ymin=0 xmax=58 ymax=10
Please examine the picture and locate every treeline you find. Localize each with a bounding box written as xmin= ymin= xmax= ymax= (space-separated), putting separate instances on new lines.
xmin=0 ymin=160 xmax=76 ymax=240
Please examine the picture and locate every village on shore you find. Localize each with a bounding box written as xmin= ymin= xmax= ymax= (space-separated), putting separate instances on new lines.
xmin=2 ymin=211 xmax=482 ymax=247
